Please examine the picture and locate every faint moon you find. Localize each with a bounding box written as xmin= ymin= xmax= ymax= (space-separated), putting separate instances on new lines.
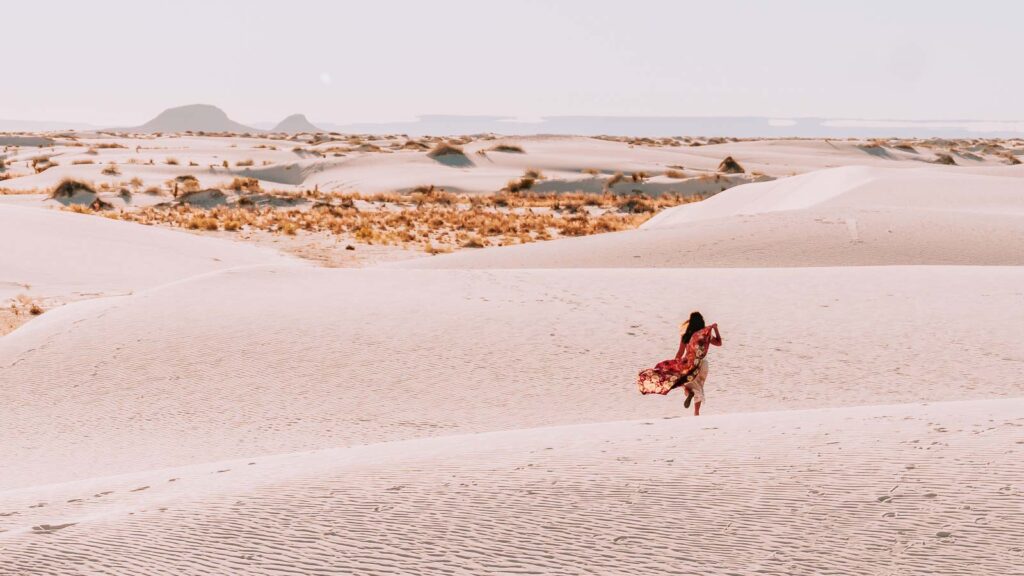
xmin=319 ymin=72 xmax=332 ymax=85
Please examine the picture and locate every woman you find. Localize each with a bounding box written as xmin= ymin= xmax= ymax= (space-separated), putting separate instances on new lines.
xmin=637 ymin=311 xmax=722 ymax=416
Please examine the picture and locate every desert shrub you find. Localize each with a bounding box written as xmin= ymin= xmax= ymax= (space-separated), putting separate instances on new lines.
xmin=605 ymin=172 xmax=625 ymax=190
xmin=933 ymin=153 xmax=956 ymax=165
xmin=101 ymin=162 xmax=121 ymax=176
xmin=165 ymin=157 xmax=179 ymax=165
xmin=72 ymin=159 xmax=95 ymax=165
xmin=236 ymin=158 xmax=255 ymax=167
xmin=175 ymin=174 xmax=201 ymax=193
xmin=490 ymin=144 xmax=525 ymax=153
xmin=718 ymin=156 xmax=744 ymax=173
xmin=50 ymin=179 xmax=95 ymax=200
xmin=227 ymin=177 xmax=261 ymax=192
xmin=427 ymin=142 xmax=465 ymax=158
xmin=664 ymin=169 xmax=687 ymax=179
xmin=619 ymin=195 xmax=656 ymax=213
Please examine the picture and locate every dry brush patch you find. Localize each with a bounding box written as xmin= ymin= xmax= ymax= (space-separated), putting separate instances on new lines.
xmin=63 ymin=186 xmax=698 ymax=254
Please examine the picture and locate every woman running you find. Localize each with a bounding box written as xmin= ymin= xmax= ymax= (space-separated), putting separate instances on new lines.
xmin=637 ymin=311 xmax=722 ymax=416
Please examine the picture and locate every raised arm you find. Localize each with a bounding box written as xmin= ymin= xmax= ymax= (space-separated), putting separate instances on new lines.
xmin=709 ymin=323 xmax=722 ymax=346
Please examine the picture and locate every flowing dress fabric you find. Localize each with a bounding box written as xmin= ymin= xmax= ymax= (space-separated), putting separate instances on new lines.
xmin=637 ymin=326 xmax=717 ymax=395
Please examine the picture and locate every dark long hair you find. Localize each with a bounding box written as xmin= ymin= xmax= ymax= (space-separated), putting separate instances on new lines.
xmin=681 ymin=311 xmax=706 ymax=345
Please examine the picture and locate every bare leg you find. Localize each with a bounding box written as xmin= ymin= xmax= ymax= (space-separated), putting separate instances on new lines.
xmin=694 ymin=400 xmax=701 ymax=416
xmin=683 ymin=386 xmax=695 ymax=408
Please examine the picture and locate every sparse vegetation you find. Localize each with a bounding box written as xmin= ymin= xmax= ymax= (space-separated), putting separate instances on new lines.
xmin=165 ymin=157 xmax=180 ymax=165
xmin=64 ymin=184 xmax=697 ymax=253
xmin=101 ymin=162 xmax=121 ymax=176
xmin=236 ymin=158 xmax=255 ymax=167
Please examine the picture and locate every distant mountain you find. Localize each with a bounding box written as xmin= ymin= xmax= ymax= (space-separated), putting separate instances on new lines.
xmin=128 ymin=104 xmax=258 ymax=133
xmin=272 ymin=113 xmax=324 ymax=134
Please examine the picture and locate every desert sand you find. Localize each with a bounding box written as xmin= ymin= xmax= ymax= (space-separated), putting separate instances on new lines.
xmin=1 ymin=130 xmax=1022 ymax=574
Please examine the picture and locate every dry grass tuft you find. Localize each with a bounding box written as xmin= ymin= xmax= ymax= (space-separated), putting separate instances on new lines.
xmin=236 ymin=158 xmax=255 ymax=167
xmin=101 ymin=162 xmax=121 ymax=176
xmin=165 ymin=157 xmax=179 ymax=165
xmin=933 ymin=153 xmax=957 ymax=166
xmin=427 ymin=142 xmax=466 ymax=158
xmin=605 ymin=172 xmax=625 ymax=191
xmin=490 ymin=144 xmax=525 ymax=153
xmin=227 ymin=177 xmax=261 ymax=193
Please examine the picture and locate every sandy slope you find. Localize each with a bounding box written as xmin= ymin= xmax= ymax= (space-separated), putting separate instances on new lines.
xmin=400 ymin=166 xmax=1024 ymax=268
xmin=0 ymin=203 xmax=298 ymax=335
xmin=0 ymin=204 xmax=295 ymax=298
xmin=2 ymin=398 xmax=1021 ymax=575
xmin=3 ymin=266 xmax=1022 ymax=491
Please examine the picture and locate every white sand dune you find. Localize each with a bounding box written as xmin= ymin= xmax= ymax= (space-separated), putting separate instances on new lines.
xmin=2 ymin=398 xmax=1021 ymax=575
xmin=3 ymin=266 xmax=1022 ymax=490
xmin=402 ymin=166 xmax=1024 ymax=268
xmin=0 ymin=203 xmax=298 ymax=336
xmin=0 ymin=203 xmax=296 ymax=301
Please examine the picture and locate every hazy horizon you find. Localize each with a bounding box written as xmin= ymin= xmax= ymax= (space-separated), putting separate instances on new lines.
xmin=3 ymin=0 xmax=1022 ymax=127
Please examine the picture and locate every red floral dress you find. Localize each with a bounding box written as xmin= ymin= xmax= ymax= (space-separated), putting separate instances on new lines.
xmin=637 ymin=325 xmax=721 ymax=395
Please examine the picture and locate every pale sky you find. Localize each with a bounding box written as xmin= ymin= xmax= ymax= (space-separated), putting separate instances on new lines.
xmin=3 ymin=0 xmax=1021 ymax=125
